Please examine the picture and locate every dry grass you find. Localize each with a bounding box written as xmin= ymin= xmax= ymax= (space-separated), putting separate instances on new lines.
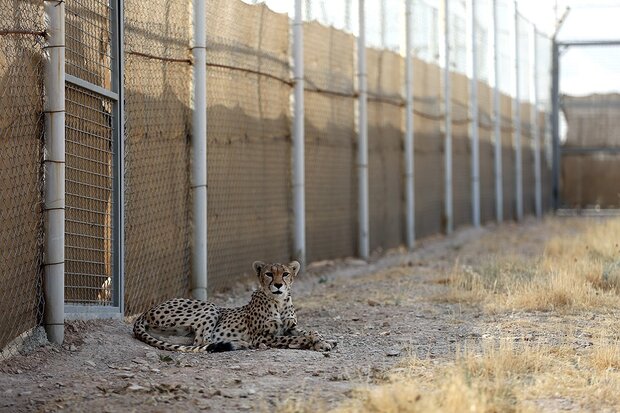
xmin=330 ymin=338 xmax=620 ymax=413
xmin=320 ymin=218 xmax=620 ymax=413
xmin=444 ymin=217 xmax=620 ymax=312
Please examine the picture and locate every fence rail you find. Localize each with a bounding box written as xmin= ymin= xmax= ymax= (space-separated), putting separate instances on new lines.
xmin=0 ymin=0 xmax=553 ymax=358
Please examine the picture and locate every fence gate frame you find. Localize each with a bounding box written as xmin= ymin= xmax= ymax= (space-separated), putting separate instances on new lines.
xmin=551 ymin=38 xmax=620 ymax=211
xmin=63 ymin=0 xmax=125 ymax=320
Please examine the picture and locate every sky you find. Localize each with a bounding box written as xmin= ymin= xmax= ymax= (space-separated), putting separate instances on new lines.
xmin=246 ymin=0 xmax=620 ymax=96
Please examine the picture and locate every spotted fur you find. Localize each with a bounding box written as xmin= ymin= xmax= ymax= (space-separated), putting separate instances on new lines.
xmin=133 ymin=261 xmax=336 ymax=353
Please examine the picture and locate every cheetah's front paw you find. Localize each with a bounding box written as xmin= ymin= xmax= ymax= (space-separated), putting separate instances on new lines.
xmin=312 ymin=339 xmax=334 ymax=352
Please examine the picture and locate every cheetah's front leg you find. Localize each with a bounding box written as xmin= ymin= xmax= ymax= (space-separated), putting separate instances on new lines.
xmin=253 ymin=333 xmax=334 ymax=352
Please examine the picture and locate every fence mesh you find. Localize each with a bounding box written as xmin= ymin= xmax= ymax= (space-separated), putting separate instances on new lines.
xmin=367 ymin=48 xmax=404 ymax=252
xmin=478 ymin=82 xmax=496 ymax=223
xmin=451 ymin=72 xmax=472 ymax=228
xmin=65 ymin=0 xmax=113 ymax=88
xmin=501 ymin=93 xmax=515 ymax=220
xmin=123 ymin=0 xmax=192 ymax=314
xmin=562 ymin=94 xmax=620 ymax=208
xmin=64 ymin=84 xmax=114 ymax=304
xmin=304 ymin=21 xmax=357 ymax=262
xmin=206 ymin=0 xmax=292 ymax=290
xmin=0 ymin=0 xmax=45 ymax=357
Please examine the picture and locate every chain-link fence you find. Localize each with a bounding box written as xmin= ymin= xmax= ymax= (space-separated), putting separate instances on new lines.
xmin=0 ymin=0 xmax=45 ymax=358
xmin=558 ymin=44 xmax=620 ymax=209
xmin=0 ymin=0 xmax=556 ymax=356
xmin=122 ymin=0 xmax=192 ymax=315
xmin=206 ymin=0 xmax=293 ymax=290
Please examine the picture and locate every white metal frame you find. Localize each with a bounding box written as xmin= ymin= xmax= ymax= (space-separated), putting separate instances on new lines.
xmin=43 ymin=0 xmax=66 ymax=344
xmin=292 ymin=0 xmax=306 ymax=267
xmin=63 ymin=0 xmax=125 ymax=320
xmin=191 ymin=0 xmax=208 ymax=300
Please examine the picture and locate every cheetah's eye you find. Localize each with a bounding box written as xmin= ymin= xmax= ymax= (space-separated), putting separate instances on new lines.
xmin=265 ymin=272 xmax=274 ymax=278
xmin=283 ymin=272 xmax=290 ymax=277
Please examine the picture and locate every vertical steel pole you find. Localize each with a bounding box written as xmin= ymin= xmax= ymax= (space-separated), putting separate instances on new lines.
xmin=513 ymin=1 xmax=523 ymax=221
xmin=405 ymin=0 xmax=415 ymax=249
xmin=443 ymin=0 xmax=453 ymax=234
xmin=43 ymin=0 xmax=65 ymax=344
xmin=492 ymin=0 xmax=503 ymax=222
xmin=357 ymin=0 xmax=369 ymax=259
xmin=532 ymin=25 xmax=542 ymax=218
xmin=111 ymin=0 xmax=125 ymax=313
xmin=469 ymin=0 xmax=480 ymax=227
xmin=191 ymin=0 xmax=208 ymax=300
xmin=292 ymin=0 xmax=306 ymax=268
xmin=551 ymin=40 xmax=560 ymax=210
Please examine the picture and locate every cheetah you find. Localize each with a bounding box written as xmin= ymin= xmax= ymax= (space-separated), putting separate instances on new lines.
xmin=133 ymin=260 xmax=337 ymax=352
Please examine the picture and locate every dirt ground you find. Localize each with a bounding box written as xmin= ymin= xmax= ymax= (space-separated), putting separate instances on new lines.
xmin=0 ymin=218 xmax=590 ymax=412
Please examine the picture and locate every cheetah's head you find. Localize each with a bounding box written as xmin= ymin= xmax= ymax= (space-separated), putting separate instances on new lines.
xmin=252 ymin=260 xmax=300 ymax=300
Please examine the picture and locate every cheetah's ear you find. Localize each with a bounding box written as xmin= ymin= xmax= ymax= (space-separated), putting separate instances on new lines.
xmin=288 ymin=260 xmax=301 ymax=277
xmin=252 ymin=261 xmax=266 ymax=276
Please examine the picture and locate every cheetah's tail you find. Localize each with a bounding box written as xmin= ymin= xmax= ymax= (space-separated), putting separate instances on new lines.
xmin=132 ymin=313 xmax=212 ymax=353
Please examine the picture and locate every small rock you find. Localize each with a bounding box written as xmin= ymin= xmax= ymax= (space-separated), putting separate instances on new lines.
xmin=367 ymin=299 xmax=380 ymax=307
xmin=69 ymin=345 xmax=77 ymax=352
xmin=18 ymin=391 xmax=32 ymax=397
xmin=119 ymin=373 xmax=135 ymax=379
xmin=15 ymin=369 xmax=23 ymax=374
xmin=132 ymin=358 xmax=147 ymax=365
xmin=126 ymin=383 xmax=148 ymax=392
xmin=84 ymin=360 xmax=96 ymax=368
xmin=145 ymin=352 xmax=159 ymax=361
xmin=323 ymin=352 xmax=331 ymax=358
xmin=351 ymin=317 xmax=360 ymax=321
xmin=386 ymin=349 xmax=401 ymax=357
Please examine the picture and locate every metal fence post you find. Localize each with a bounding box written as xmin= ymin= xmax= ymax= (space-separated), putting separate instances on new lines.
xmin=551 ymin=40 xmax=560 ymax=210
xmin=513 ymin=1 xmax=523 ymax=221
xmin=443 ymin=0 xmax=453 ymax=234
xmin=532 ymin=24 xmax=542 ymax=218
xmin=492 ymin=0 xmax=503 ymax=222
xmin=469 ymin=0 xmax=480 ymax=227
xmin=43 ymin=0 xmax=65 ymax=345
xmin=112 ymin=0 xmax=125 ymax=314
xmin=357 ymin=0 xmax=369 ymax=259
xmin=292 ymin=0 xmax=306 ymax=267
xmin=405 ymin=0 xmax=415 ymax=249
xmin=191 ymin=0 xmax=208 ymax=300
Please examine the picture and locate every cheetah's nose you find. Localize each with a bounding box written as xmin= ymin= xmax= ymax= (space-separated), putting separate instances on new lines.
xmin=274 ymin=283 xmax=283 ymax=289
